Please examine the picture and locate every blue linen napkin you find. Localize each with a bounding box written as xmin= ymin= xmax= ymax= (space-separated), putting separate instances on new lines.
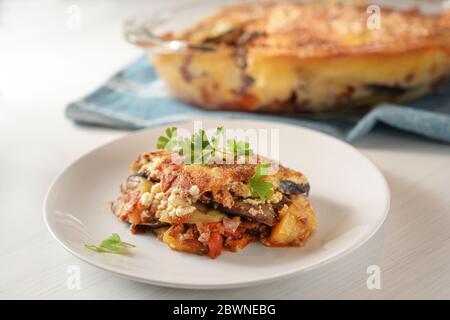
xmin=66 ymin=55 xmax=450 ymax=143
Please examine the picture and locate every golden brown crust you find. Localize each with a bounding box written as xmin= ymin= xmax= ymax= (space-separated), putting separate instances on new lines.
xmin=178 ymin=2 xmax=450 ymax=58
xmin=131 ymin=149 xmax=308 ymax=208
xmin=146 ymin=2 xmax=450 ymax=113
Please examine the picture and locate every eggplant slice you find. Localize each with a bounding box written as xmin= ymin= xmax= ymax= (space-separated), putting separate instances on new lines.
xmin=279 ymin=180 xmax=310 ymax=196
xmin=218 ymin=201 xmax=278 ymax=226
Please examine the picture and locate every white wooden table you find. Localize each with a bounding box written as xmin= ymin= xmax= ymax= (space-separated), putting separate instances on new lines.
xmin=1 ymin=0 xmax=449 ymax=299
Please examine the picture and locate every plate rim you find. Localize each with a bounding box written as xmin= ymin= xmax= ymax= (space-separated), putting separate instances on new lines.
xmin=43 ymin=118 xmax=390 ymax=289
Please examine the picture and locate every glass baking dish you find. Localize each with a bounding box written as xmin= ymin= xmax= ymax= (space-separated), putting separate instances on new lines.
xmin=124 ymin=0 xmax=450 ymax=114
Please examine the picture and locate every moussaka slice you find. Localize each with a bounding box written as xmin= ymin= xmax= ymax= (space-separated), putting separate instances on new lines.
xmin=111 ymin=128 xmax=316 ymax=258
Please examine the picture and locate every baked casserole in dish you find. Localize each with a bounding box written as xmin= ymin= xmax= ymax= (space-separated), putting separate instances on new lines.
xmin=111 ymin=127 xmax=316 ymax=258
xmin=126 ymin=1 xmax=450 ymax=113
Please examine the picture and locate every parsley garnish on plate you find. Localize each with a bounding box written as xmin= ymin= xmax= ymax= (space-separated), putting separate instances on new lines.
xmin=249 ymin=163 xmax=274 ymax=202
xmin=85 ymin=233 xmax=135 ymax=254
xmin=156 ymin=127 xmax=178 ymax=150
xmin=157 ymin=127 xmax=273 ymax=201
xmin=181 ymin=129 xmax=214 ymax=164
xmin=156 ymin=126 xmax=253 ymax=163
xmin=226 ymin=139 xmax=252 ymax=156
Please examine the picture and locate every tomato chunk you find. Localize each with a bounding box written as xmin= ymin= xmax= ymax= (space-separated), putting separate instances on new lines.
xmin=207 ymin=232 xmax=223 ymax=259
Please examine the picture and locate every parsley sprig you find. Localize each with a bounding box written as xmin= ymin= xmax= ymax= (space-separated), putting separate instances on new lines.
xmin=85 ymin=233 xmax=135 ymax=254
xmin=157 ymin=127 xmax=273 ymax=201
xmin=157 ymin=127 xmax=253 ymax=164
xmin=227 ymin=139 xmax=252 ymax=157
xmin=249 ymin=163 xmax=274 ymax=202
xmin=156 ymin=127 xmax=178 ymax=150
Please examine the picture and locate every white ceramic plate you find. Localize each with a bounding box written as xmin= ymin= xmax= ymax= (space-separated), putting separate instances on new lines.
xmin=44 ymin=119 xmax=390 ymax=289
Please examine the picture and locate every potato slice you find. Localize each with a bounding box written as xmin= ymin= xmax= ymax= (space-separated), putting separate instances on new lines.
xmin=268 ymin=196 xmax=316 ymax=246
xmin=162 ymin=226 xmax=207 ymax=254
xmin=162 ymin=228 xmax=191 ymax=252
xmin=186 ymin=209 xmax=226 ymax=224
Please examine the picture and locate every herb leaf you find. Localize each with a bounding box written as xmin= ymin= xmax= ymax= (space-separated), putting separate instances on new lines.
xmin=227 ymin=139 xmax=252 ymax=157
xmin=85 ymin=233 xmax=135 ymax=254
xmin=157 ymin=127 xmax=178 ymax=150
xmin=156 ymin=127 xmax=254 ymax=164
xmin=180 ymin=130 xmax=212 ymax=164
xmin=211 ymin=127 xmax=224 ymax=151
xmin=249 ymin=163 xmax=273 ymax=202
